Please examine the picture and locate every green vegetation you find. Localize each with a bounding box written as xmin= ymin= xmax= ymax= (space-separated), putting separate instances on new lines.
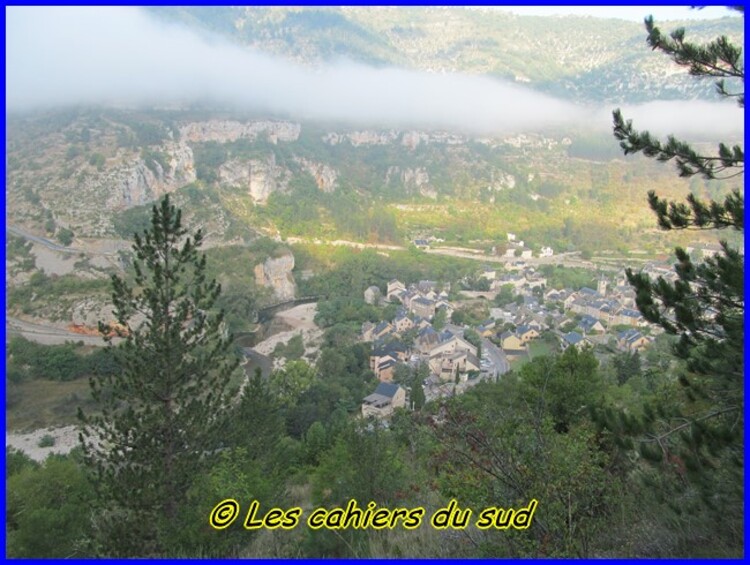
xmin=296 ymin=245 xmax=477 ymax=299
xmin=6 ymin=272 xmax=110 ymax=320
xmin=6 ymin=377 xmax=96 ymax=431
xmin=37 ymin=434 xmax=56 ymax=448
xmin=7 ymin=337 xmax=119 ymax=383
xmin=79 ymin=196 xmax=241 ymax=556
xmin=527 ymin=333 xmax=558 ymax=360
xmin=273 ymin=333 xmax=305 ymax=361
xmin=540 ymin=264 xmax=597 ymax=290
xmin=56 ymin=227 xmax=75 ymax=246
xmin=6 ymin=452 xmax=95 ymax=557
xmin=88 ymin=152 xmax=105 ymax=171
xmin=6 ymin=235 xmax=35 ymax=273
xmin=142 ymin=148 xmax=170 ymax=176
xmin=599 ymin=11 xmax=744 ymax=553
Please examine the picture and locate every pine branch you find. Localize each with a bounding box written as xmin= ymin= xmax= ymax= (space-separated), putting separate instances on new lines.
xmin=613 ymin=110 xmax=744 ymax=180
xmin=645 ymin=16 xmax=744 ymax=107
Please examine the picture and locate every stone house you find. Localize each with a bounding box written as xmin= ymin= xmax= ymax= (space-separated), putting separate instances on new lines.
xmin=361 ymin=383 xmax=407 ymax=418
xmin=364 ymin=285 xmax=381 ymax=305
xmin=499 ymin=331 xmax=524 ymax=352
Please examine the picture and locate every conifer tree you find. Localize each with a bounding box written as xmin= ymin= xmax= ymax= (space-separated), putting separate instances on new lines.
xmin=78 ymin=195 xmax=239 ymax=556
xmin=601 ymin=11 xmax=743 ymax=541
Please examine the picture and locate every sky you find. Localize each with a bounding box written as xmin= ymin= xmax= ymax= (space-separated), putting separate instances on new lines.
xmin=5 ymin=6 xmax=744 ymax=139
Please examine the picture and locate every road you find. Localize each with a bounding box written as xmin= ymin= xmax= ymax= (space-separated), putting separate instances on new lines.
xmin=6 ymin=317 xmax=120 ymax=346
xmin=482 ymin=337 xmax=510 ymax=379
xmin=7 ymin=225 xmax=124 ymax=257
xmin=284 ymin=235 xmax=620 ymax=272
xmin=7 ymin=225 xmax=85 ymax=255
xmin=10 ymin=224 xmax=620 ymax=273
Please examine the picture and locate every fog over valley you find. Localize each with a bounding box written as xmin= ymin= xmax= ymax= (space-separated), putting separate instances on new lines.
xmin=6 ymin=6 xmax=742 ymax=139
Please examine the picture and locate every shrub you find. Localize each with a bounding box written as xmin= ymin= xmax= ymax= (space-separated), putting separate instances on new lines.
xmin=38 ymin=435 xmax=56 ymax=448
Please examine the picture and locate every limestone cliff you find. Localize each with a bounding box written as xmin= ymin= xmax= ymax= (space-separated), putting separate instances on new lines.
xmin=386 ymin=166 xmax=436 ymax=199
xmin=179 ymin=120 xmax=301 ymax=144
xmin=254 ymin=252 xmax=297 ymax=302
xmin=219 ymin=154 xmax=291 ymax=204
xmin=104 ymin=141 xmax=194 ymax=207
xmin=294 ymin=157 xmax=338 ymax=193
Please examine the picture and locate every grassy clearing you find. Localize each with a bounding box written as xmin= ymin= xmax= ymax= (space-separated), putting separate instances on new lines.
xmin=6 ymin=378 xmax=96 ymax=432
xmin=528 ymin=338 xmax=559 ymax=360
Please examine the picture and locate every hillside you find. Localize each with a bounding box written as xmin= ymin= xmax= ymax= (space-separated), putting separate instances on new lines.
xmin=5 ymin=7 xmax=742 ymax=328
xmin=146 ymin=6 xmax=743 ymax=103
xmin=8 ymin=108 xmax=737 ymax=251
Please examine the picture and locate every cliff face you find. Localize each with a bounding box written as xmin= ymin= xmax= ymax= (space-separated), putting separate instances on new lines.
xmin=67 ymin=141 xmax=196 ymax=236
xmin=179 ymin=120 xmax=301 ymax=144
xmin=323 ymin=129 xmax=467 ymax=148
xmin=295 ymin=157 xmax=338 ymax=193
xmin=219 ymin=154 xmax=291 ymax=204
xmin=104 ymin=141 xmax=195 ymax=209
xmin=254 ymin=252 xmax=297 ymax=302
xmin=6 ymin=112 xmax=534 ymax=240
xmin=387 ymin=166 xmax=435 ymax=198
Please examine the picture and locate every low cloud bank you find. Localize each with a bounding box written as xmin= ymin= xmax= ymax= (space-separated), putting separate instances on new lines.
xmin=6 ymin=7 xmax=742 ymax=140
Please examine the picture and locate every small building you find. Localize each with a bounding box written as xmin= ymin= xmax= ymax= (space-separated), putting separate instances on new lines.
xmin=428 ymin=335 xmax=478 ymax=358
xmin=375 ymin=358 xmax=398 ymax=382
xmin=431 ymin=350 xmax=481 ymax=382
xmin=411 ymin=296 xmax=436 ymax=319
xmin=499 ymin=331 xmax=524 ymax=351
xmin=372 ymin=321 xmax=394 ymax=341
xmin=387 ymin=279 xmax=406 ymax=300
xmin=479 ymin=266 xmax=497 ymax=281
xmin=578 ymin=315 xmax=605 ymax=335
xmin=364 ymin=285 xmax=381 ymax=305
xmin=415 ymin=326 xmax=440 ymax=354
xmin=617 ymin=329 xmax=652 ymax=352
xmin=515 ymin=325 xmax=539 ymax=343
xmin=393 ymin=313 xmax=414 ymax=333
xmin=361 ymin=383 xmax=407 ymax=418
xmin=561 ymin=331 xmax=589 ymax=351
xmin=361 ymin=321 xmax=376 ymax=341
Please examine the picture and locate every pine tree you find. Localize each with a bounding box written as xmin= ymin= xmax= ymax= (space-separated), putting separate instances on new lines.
xmin=601 ymin=12 xmax=743 ymax=549
xmin=78 ymin=195 xmax=239 ymax=556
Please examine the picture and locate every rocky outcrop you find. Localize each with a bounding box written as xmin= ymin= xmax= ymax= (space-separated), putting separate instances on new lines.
xmin=322 ymin=130 xmax=399 ymax=147
xmin=488 ymin=171 xmax=517 ymax=191
xmin=103 ymin=141 xmax=196 ymax=209
xmin=254 ymin=252 xmax=297 ymax=302
xmin=71 ymin=299 xmax=117 ymax=328
xmin=295 ymin=158 xmax=338 ymax=193
xmin=166 ymin=142 xmax=197 ymax=186
xmin=402 ymin=167 xmax=430 ymax=188
xmin=72 ymin=298 xmax=147 ymax=330
xmin=386 ymin=166 xmax=435 ymax=198
xmin=219 ymin=154 xmax=290 ymax=204
xmin=179 ymin=120 xmax=301 ymax=144
xmin=324 ymin=129 xmax=467 ymax=148
xmin=401 ymin=131 xmax=430 ymax=150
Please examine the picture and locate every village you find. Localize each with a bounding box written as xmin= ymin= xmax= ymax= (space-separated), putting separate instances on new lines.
xmin=358 ymin=247 xmax=685 ymax=419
